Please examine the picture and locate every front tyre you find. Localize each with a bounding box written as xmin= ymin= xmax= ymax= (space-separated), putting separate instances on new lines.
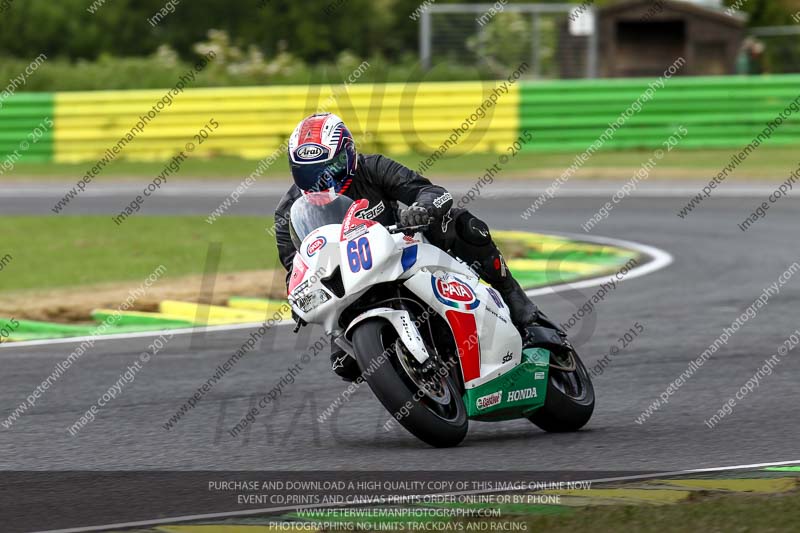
xmin=528 ymin=348 xmax=594 ymax=432
xmin=351 ymin=319 xmax=468 ymax=448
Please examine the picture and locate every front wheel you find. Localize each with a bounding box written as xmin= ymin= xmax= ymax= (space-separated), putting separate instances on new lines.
xmin=528 ymin=347 xmax=595 ymax=432
xmin=351 ymin=319 xmax=468 ymax=448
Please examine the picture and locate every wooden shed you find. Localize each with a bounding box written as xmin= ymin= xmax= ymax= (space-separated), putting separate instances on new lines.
xmin=560 ymin=0 xmax=747 ymax=78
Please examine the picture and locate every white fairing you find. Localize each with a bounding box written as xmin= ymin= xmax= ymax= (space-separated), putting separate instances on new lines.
xmin=344 ymin=308 xmax=431 ymax=364
xmin=402 ymin=267 xmax=523 ymax=389
xmin=287 ymin=224 xmax=351 ymax=334
xmin=289 ymin=205 xmax=523 ymax=388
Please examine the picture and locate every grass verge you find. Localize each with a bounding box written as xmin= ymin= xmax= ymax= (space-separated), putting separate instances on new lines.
xmin=0 ymin=215 xmax=278 ymax=292
xmin=514 ymin=489 xmax=800 ymax=533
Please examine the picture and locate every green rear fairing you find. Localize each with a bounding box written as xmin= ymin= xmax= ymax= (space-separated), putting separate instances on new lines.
xmin=464 ymin=348 xmax=550 ymax=421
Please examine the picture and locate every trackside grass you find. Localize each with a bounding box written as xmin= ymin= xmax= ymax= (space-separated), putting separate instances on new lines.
xmin=0 ymin=216 xmax=278 ymax=292
xmin=512 ymin=489 xmax=800 ymax=533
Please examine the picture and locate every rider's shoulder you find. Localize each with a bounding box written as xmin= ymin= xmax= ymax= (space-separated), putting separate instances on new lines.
xmin=277 ymin=184 xmax=302 ymax=210
xmin=358 ymin=153 xmax=403 ymax=175
xmin=358 ymin=152 xmax=382 ymax=167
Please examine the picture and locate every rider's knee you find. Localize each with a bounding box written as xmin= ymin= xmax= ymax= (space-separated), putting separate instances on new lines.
xmin=455 ymin=212 xmax=491 ymax=247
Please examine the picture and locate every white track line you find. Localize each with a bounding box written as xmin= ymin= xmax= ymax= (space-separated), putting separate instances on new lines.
xmin=0 ymin=233 xmax=672 ymax=351
xmin=0 ymin=320 xmax=290 ymax=350
xmin=525 ymin=231 xmax=673 ymax=297
xmin=34 ymin=459 xmax=800 ymax=533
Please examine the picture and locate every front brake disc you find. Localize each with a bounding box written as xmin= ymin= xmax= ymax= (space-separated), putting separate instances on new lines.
xmin=394 ymin=339 xmax=452 ymax=405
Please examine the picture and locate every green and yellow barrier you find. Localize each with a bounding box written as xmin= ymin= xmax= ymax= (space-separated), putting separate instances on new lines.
xmin=4 ymin=74 xmax=800 ymax=165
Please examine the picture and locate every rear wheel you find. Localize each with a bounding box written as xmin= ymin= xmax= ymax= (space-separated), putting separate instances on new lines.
xmin=351 ymin=319 xmax=468 ymax=447
xmin=528 ymin=347 xmax=594 ymax=432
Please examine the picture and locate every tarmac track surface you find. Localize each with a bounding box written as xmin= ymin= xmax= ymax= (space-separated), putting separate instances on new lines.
xmin=1 ymin=186 xmax=798 ymax=530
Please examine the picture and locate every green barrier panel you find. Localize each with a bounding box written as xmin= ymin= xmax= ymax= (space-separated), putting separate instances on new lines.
xmin=0 ymin=318 xmax=96 ymax=337
xmin=90 ymin=310 xmax=194 ymax=328
xmin=518 ymin=74 xmax=800 ymax=152
xmin=0 ymin=317 xmax=185 ymax=342
xmin=0 ymin=92 xmax=54 ymax=163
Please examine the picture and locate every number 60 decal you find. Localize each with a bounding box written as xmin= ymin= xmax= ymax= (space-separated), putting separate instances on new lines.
xmin=347 ymin=237 xmax=373 ymax=272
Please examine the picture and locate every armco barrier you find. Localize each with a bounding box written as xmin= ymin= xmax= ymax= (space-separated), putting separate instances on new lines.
xmin=519 ymin=74 xmax=800 ymax=152
xmin=2 ymin=75 xmax=799 ymax=164
xmin=0 ymin=93 xmax=54 ymax=163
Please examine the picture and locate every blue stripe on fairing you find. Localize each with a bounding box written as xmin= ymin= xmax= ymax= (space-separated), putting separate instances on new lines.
xmin=401 ymin=245 xmax=418 ymax=271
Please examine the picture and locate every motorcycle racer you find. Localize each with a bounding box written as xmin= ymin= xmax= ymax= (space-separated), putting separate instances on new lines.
xmin=275 ymin=113 xmax=551 ymax=380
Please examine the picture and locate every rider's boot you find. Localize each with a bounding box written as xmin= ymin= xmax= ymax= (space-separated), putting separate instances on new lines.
xmin=491 ymin=268 xmax=573 ymax=355
xmin=330 ymin=341 xmax=360 ymax=382
xmin=494 ymin=273 xmax=541 ymax=330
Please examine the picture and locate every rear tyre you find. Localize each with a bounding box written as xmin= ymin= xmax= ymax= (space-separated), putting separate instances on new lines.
xmin=351 ymin=319 xmax=468 ymax=448
xmin=528 ymin=348 xmax=594 ymax=432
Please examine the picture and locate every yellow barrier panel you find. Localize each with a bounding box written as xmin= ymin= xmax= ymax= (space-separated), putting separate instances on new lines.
xmin=159 ymin=301 xmax=269 ymax=325
xmin=227 ymin=298 xmax=288 ymax=315
xmin=53 ymin=81 xmax=519 ymax=163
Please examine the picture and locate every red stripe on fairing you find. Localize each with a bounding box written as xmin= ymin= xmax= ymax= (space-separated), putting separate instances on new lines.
xmin=445 ymin=310 xmax=481 ymax=382
xmin=288 ymin=254 xmax=309 ymax=294
xmin=339 ymin=198 xmax=377 ymax=241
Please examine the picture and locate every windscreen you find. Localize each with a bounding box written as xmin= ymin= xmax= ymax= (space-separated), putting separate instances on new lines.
xmin=289 ymin=193 xmax=354 ymax=249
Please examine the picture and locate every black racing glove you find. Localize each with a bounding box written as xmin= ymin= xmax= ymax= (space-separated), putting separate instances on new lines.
xmin=399 ymin=202 xmax=432 ymax=228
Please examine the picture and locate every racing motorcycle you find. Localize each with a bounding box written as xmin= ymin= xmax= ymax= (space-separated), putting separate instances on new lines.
xmin=288 ymin=193 xmax=594 ymax=447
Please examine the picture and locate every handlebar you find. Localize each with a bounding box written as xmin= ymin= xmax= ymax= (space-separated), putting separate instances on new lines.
xmin=387 ymin=222 xmax=430 ymax=234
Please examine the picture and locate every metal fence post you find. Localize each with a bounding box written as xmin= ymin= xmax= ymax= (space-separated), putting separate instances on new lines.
xmin=586 ymin=7 xmax=599 ymax=79
xmin=420 ymin=9 xmax=432 ymax=70
xmin=531 ymin=12 xmax=541 ymax=79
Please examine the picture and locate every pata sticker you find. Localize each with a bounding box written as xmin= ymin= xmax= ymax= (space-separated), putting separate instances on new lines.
xmin=431 ymin=274 xmax=480 ymax=310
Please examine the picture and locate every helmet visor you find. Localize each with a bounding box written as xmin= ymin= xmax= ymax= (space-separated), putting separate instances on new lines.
xmin=291 ymin=151 xmax=348 ymax=192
